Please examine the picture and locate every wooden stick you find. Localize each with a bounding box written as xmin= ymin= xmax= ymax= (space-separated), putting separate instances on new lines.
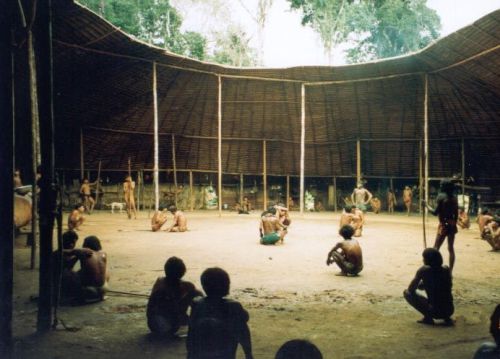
xmin=137 ymin=170 xmax=141 ymax=211
xmin=171 ymin=134 xmax=178 ymax=206
xmin=423 ymin=74 xmax=429 ymax=249
xmin=461 ymin=138 xmax=465 ymax=196
xmin=263 ymin=140 xmax=267 ymax=211
xmin=240 ymin=173 xmax=244 ymax=206
xmin=286 ymin=175 xmax=290 ymax=210
xmin=153 ymin=62 xmax=159 ymax=211
xmin=96 ymin=160 xmax=101 ymax=208
xmin=189 ymin=171 xmax=194 ymax=211
xmin=300 ymin=83 xmax=305 ymax=215
xmin=419 ymin=141 xmax=423 ymax=214
xmin=80 ymin=128 xmax=84 ymax=180
xmin=333 ymin=176 xmax=337 ymax=212
xmin=356 ymin=139 xmax=361 ymax=185
xmin=218 ymin=75 xmax=222 ymax=216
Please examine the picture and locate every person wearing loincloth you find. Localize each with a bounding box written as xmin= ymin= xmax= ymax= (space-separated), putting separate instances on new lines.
xmin=260 ymin=207 xmax=287 ymax=245
xmin=424 ymin=179 xmax=459 ymax=272
xmin=351 ymin=183 xmax=372 ymax=212
xmin=403 ymin=186 xmax=413 ymax=216
xmin=326 ymin=225 xmax=363 ymax=276
xmin=80 ymin=178 xmax=96 ymax=214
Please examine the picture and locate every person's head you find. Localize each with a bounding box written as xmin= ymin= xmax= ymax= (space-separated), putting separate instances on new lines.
xmin=439 ymin=179 xmax=455 ymax=195
xmin=422 ymin=248 xmax=443 ymax=268
xmin=357 ymin=182 xmax=363 ymax=189
xmin=158 ymin=205 xmax=165 ymax=211
xmin=14 ymin=169 xmax=20 ymax=177
xmin=458 ymin=206 xmax=465 ymax=213
xmin=481 ymin=208 xmax=490 ymax=215
xmin=267 ymin=207 xmax=277 ymax=215
xmin=339 ymin=225 xmax=355 ymax=240
xmin=83 ymin=236 xmax=102 ymax=251
xmin=344 ymin=205 xmax=353 ymax=213
xmin=164 ymin=256 xmax=186 ymax=281
xmin=75 ymin=203 xmax=84 ymax=212
xmin=243 ymin=196 xmax=248 ymax=201
xmin=275 ymin=339 xmax=323 ymax=359
xmin=125 ymin=176 xmax=131 ymax=182
xmin=168 ymin=205 xmax=177 ymax=214
xmin=201 ymin=267 xmax=230 ymax=298
xmin=62 ymin=230 xmax=78 ymax=249
xmin=83 ymin=178 xmax=89 ymax=184
xmin=490 ymin=304 xmax=500 ymax=345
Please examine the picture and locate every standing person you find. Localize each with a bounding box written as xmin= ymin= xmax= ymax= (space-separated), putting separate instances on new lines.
xmin=326 ymin=225 xmax=363 ymax=276
xmin=165 ymin=205 xmax=188 ymax=232
xmin=151 ymin=206 xmax=169 ymax=232
xmin=387 ymin=189 xmax=396 ymax=214
xmin=424 ymin=179 xmax=459 ymax=272
xmin=187 ymin=267 xmax=254 ymax=359
xmin=68 ymin=204 xmax=85 ymax=231
xmin=351 ymin=183 xmax=372 ymax=212
xmin=260 ymin=207 xmax=287 ymax=245
xmin=242 ymin=196 xmax=252 ymax=213
xmin=404 ymin=248 xmax=454 ymax=326
xmin=403 ymin=186 xmax=413 ymax=216
xmin=80 ymin=178 xmax=96 ymax=214
xmin=147 ymin=257 xmax=202 ymax=338
xmin=123 ymin=175 xmax=137 ymax=219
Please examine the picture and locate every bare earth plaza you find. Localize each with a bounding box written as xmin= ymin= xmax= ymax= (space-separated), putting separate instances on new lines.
xmin=1 ymin=1 xmax=500 ymax=359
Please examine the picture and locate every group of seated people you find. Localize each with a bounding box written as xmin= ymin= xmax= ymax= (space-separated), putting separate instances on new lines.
xmin=259 ymin=204 xmax=291 ymax=245
xmin=339 ymin=205 xmax=364 ymax=237
xmin=54 ymin=231 xmax=109 ymax=305
xmin=151 ymin=205 xmax=188 ymax=232
xmin=147 ymin=257 xmax=324 ymax=358
xmin=477 ymin=208 xmax=500 ymax=250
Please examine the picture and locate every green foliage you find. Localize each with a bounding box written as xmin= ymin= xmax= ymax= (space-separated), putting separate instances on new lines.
xmin=210 ymin=26 xmax=258 ymax=67
xmin=288 ymin=0 xmax=441 ymax=63
xmin=183 ymin=31 xmax=207 ymax=60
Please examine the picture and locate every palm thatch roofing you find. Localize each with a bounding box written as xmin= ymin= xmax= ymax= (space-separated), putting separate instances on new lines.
xmin=14 ymin=2 xmax=500 ymax=187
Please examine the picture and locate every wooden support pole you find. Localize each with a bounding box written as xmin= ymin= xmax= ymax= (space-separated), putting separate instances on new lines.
xmin=189 ymin=171 xmax=194 ymax=211
xmin=240 ymin=173 xmax=244 ymax=205
xmin=286 ymin=175 xmax=290 ymax=209
xmin=461 ymin=138 xmax=465 ymax=196
xmin=136 ymin=170 xmax=141 ymax=210
xmin=218 ymin=75 xmax=222 ymax=216
xmin=0 ymin=1 xmax=14 ymax=351
xmin=333 ymin=176 xmax=337 ymax=212
xmin=419 ymin=141 xmax=423 ymax=214
xmin=356 ymin=139 xmax=361 ymax=184
xmin=263 ymin=140 xmax=267 ymax=210
xmin=171 ymin=134 xmax=178 ymax=206
xmin=423 ymin=74 xmax=429 ymax=249
xmin=300 ymin=83 xmax=305 ymax=215
xmin=153 ymin=62 xmax=159 ymax=211
xmin=96 ymin=160 xmax=101 ymax=208
xmin=36 ymin=0 xmax=56 ymax=332
xmin=390 ymin=177 xmax=394 ymax=191
xmin=80 ymin=128 xmax=84 ymax=180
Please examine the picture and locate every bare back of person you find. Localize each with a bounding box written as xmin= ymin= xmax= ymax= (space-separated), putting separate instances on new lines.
xmin=80 ymin=249 xmax=108 ymax=288
xmin=338 ymin=240 xmax=363 ymax=270
xmin=261 ymin=215 xmax=280 ymax=235
xmin=68 ymin=209 xmax=84 ymax=230
xmin=170 ymin=210 xmax=187 ymax=232
xmin=340 ymin=212 xmax=354 ymax=228
xmin=151 ymin=211 xmax=168 ymax=232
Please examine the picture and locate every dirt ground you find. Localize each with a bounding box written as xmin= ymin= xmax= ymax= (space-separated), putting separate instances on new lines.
xmin=11 ymin=210 xmax=500 ymax=358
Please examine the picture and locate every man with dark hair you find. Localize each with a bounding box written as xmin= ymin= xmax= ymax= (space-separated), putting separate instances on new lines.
xmin=424 ymin=179 xmax=459 ymax=272
xmin=166 ymin=205 xmax=188 ymax=232
xmin=68 ymin=204 xmax=85 ymax=231
xmin=187 ymin=267 xmax=253 ymax=359
xmin=275 ymin=339 xmax=323 ymax=359
xmin=473 ymin=305 xmax=500 ymax=358
xmin=151 ymin=206 xmax=169 ymax=232
xmin=71 ymin=236 xmax=109 ymax=303
xmin=404 ymin=248 xmax=454 ymax=326
xmin=80 ymin=178 xmax=96 ymax=214
xmin=326 ymin=225 xmax=363 ymax=276
xmin=260 ymin=207 xmax=287 ymax=245
xmin=52 ymin=230 xmax=80 ymax=303
xmin=483 ymin=217 xmax=500 ymax=251
xmin=147 ymin=257 xmax=202 ymax=337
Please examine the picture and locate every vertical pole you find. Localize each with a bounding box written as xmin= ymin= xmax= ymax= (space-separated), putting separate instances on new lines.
xmin=461 ymin=138 xmax=465 ymax=196
xmin=390 ymin=177 xmax=394 ymax=191
xmin=96 ymin=160 xmax=101 ymax=208
xmin=171 ymin=134 xmax=178 ymax=206
xmin=423 ymin=74 xmax=429 ymax=249
xmin=189 ymin=171 xmax=194 ymax=211
xmin=333 ymin=176 xmax=337 ymax=212
xmin=263 ymin=140 xmax=267 ymax=210
xmin=356 ymin=139 xmax=361 ymax=184
xmin=136 ymin=170 xmax=141 ymax=210
xmin=300 ymin=83 xmax=305 ymax=215
xmin=217 ymin=75 xmax=222 ymax=216
xmin=36 ymin=0 xmax=56 ymax=332
xmin=0 ymin=1 xmax=14 ymax=352
xmin=286 ymin=175 xmax=290 ymax=209
xmin=240 ymin=173 xmax=244 ymax=205
xmin=419 ymin=141 xmax=423 ymax=214
xmin=153 ymin=62 xmax=159 ymax=211
xmin=80 ymin=128 xmax=84 ymax=180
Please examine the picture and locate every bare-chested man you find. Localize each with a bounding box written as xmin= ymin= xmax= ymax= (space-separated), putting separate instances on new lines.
xmin=166 ymin=205 xmax=187 ymax=232
xmin=424 ymin=179 xmax=459 ymax=272
xmin=68 ymin=204 xmax=85 ymax=231
xmin=71 ymin=236 xmax=109 ymax=303
xmin=260 ymin=207 xmax=287 ymax=245
xmin=457 ymin=207 xmax=470 ymax=229
xmin=351 ymin=183 xmax=372 ymax=212
xmin=275 ymin=203 xmax=291 ymax=226
xmin=123 ymin=176 xmax=137 ymax=219
xmin=80 ymin=178 xmax=96 ymax=214
xmin=151 ymin=206 xmax=169 ymax=232
xmin=387 ymin=189 xmax=396 ymax=214
xmin=326 ymin=225 xmax=363 ymax=276
xmin=483 ymin=218 xmax=500 ymax=251
xmin=242 ymin=196 xmax=252 ymax=212
xmin=477 ymin=208 xmax=494 ymax=239
xmin=403 ymin=186 xmax=413 ymax=216
xmin=13 ymin=169 xmax=23 ymax=188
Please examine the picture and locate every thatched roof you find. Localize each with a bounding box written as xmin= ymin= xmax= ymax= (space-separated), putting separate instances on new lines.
xmin=15 ymin=2 xmax=500 ymax=184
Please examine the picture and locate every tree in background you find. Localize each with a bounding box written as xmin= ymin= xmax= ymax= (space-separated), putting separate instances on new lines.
xmin=211 ymin=26 xmax=258 ymax=67
xmin=288 ymin=0 xmax=441 ymax=64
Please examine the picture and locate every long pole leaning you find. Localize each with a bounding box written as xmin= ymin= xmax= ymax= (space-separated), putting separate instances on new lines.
xmin=356 ymin=139 xmax=361 ymax=185
xmin=218 ymin=75 xmax=222 ymax=217
xmin=0 ymin=1 xmax=14 ymax=352
xmin=153 ymin=62 xmax=159 ymax=211
xmin=423 ymin=74 xmax=429 ymax=249
xmin=263 ymin=140 xmax=267 ymax=210
xmin=300 ymin=84 xmax=305 ymax=215
xmin=172 ymin=134 xmax=178 ymax=206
